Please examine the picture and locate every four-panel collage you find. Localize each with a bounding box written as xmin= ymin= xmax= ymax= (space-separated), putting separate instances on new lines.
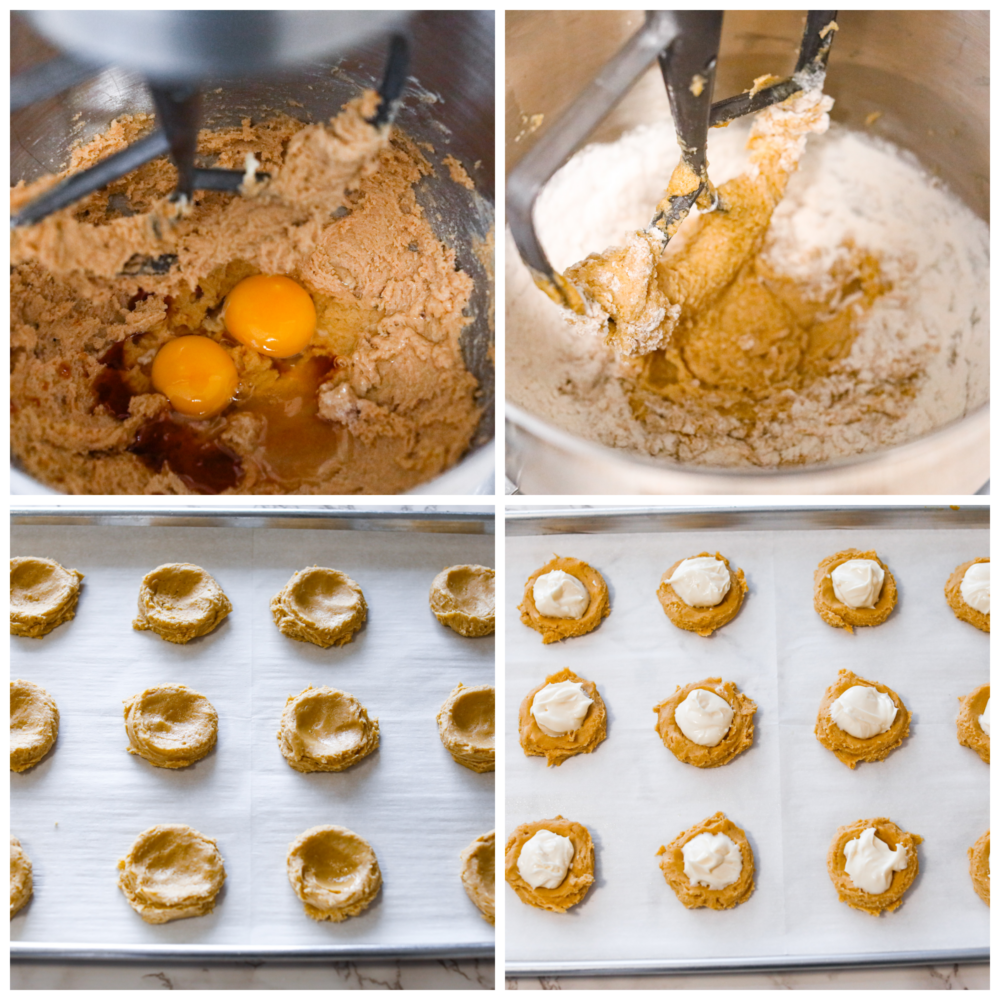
xmin=8 ymin=7 xmax=989 ymax=993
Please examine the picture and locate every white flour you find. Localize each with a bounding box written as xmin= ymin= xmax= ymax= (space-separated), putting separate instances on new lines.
xmin=506 ymin=119 xmax=989 ymax=467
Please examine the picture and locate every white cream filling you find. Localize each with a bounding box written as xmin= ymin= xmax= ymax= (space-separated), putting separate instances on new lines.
xmin=665 ymin=556 xmax=731 ymax=608
xmin=830 ymin=558 xmax=884 ymax=609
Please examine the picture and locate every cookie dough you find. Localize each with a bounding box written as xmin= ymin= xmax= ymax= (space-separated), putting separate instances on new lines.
xmin=286 ymin=824 xmax=382 ymax=922
xmin=815 ymin=669 xmax=910 ymax=769
xmin=656 ymin=552 xmax=746 ymax=637
xmin=429 ymin=565 xmax=495 ymax=637
xmin=10 ymin=557 xmax=84 ymax=638
xmin=277 ymin=686 xmax=379 ymax=772
xmin=813 ymin=549 xmax=896 ymax=633
xmin=460 ymin=829 xmax=496 ymax=925
xmin=437 ymin=683 xmax=495 ymax=773
xmin=132 ymin=563 xmax=231 ymax=643
xmin=118 ymin=824 xmax=226 ymax=923
xmin=827 ymin=817 xmax=921 ymax=915
xmin=10 ymin=837 xmax=33 ymax=918
xmin=945 ymin=558 xmax=990 ymax=633
xmin=653 ymin=678 xmax=756 ymax=768
xmin=519 ymin=556 xmax=610 ymax=644
xmin=956 ymin=683 xmax=990 ymax=764
xmin=504 ymin=817 xmax=594 ymax=913
xmin=519 ymin=667 xmax=607 ymax=767
xmin=968 ymin=830 xmax=989 ymax=906
xmin=123 ymin=684 xmax=218 ymax=768
xmin=271 ymin=566 xmax=366 ymax=648
xmin=10 ymin=679 xmax=59 ymax=772
xmin=657 ymin=812 xmax=756 ymax=910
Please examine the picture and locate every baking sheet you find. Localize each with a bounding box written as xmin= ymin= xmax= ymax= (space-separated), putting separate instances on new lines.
xmin=11 ymin=512 xmax=495 ymax=960
xmin=504 ymin=508 xmax=989 ymax=974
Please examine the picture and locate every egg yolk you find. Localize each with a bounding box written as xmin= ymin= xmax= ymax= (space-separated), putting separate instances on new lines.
xmin=223 ymin=274 xmax=316 ymax=358
xmin=151 ymin=336 xmax=239 ymax=419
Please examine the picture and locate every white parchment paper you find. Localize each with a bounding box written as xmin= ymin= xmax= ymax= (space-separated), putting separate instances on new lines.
xmin=505 ymin=520 xmax=989 ymax=966
xmin=11 ymin=521 xmax=495 ymax=953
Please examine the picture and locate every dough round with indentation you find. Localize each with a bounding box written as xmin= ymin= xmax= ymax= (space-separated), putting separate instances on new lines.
xmin=518 ymin=667 xmax=606 ymax=767
xmin=429 ymin=565 xmax=495 ymax=637
xmin=278 ymin=686 xmax=379 ymax=772
xmin=10 ymin=837 xmax=33 ymax=918
xmin=10 ymin=679 xmax=59 ymax=773
xmin=956 ymin=683 xmax=989 ymax=764
xmin=133 ymin=563 xmax=231 ymax=644
xmin=286 ymin=825 xmax=382 ymax=922
xmin=657 ymin=552 xmax=746 ymax=637
xmin=123 ymin=684 xmax=218 ymax=769
xmin=504 ymin=816 xmax=594 ymax=913
xmin=117 ymin=824 xmax=226 ymax=924
xmin=461 ymin=829 xmax=496 ymax=925
xmin=10 ymin=557 xmax=84 ymax=638
xmin=271 ymin=566 xmax=366 ymax=648
xmin=437 ymin=683 xmax=495 ymax=772
xmin=519 ymin=556 xmax=610 ymax=644
xmin=813 ymin=549 xmax=896 ymax=633
xmin=827 ymin=817 xmax=921 ymax=915
xmin=945 ymin=558 xmax=989 ymax=633
xmin=968 ymin=830 xmax=989 ymax=906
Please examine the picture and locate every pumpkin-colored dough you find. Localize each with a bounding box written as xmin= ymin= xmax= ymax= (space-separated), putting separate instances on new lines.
xmin=814 ymin=669 xmax=909 ymax=769
xmin=813 ymin=549 xmax=896 ymax=633
xmin=271 ymin=566 xmax=366 ymax=648
xmin=656 ymin=552 xmax=746 ymax=637
xmin=286 ymin=824 xmax=381 ymax=922
xmin=429 ymin=564 xmax=495 ymax=637
xmin=10 ymin=837 xmax=33 ymax=919
xmin=968 ymin=830 xmax=989 ymax=906
xmin=657 ymin=811 xmax=755 ymax=910
xmin=117 ymin=824 xmax=226 ymax=923
xmin=133 ymin=563 xmax=231 ymax=644
xmin=10 ymin=679 xmax=59 ymax=773
xmin=123 ymin=684 xmax=218 ymax=768
xmin=518 ymin=667 xmax=607 ymax=767
xmin=945 ymin=558 xmax=989 ymax=633
xmin=956 ymin=683 xmax=990 ymax=764
xmin=826 ymin=817 xmax=921 ymax=915
xmin=504 ymin=816 xmax=594 ymax=913
xmin=460 ymin=829 xmax=496 ymax=925
xmin=10 ymin=557 xmax=83 ymax=638
xmin=277 ymin=686 xmax=378 ymax=772
xmin=437 ymin=683 xmax=495 ymax=773
xmin=519 ymin=555 xmax=610 ymax=644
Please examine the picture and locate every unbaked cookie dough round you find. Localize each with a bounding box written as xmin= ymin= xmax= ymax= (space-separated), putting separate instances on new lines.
xmin=123 ymin=684 xmax=218 ymax=769
xmin=437 ymin=683 xmax=495 ymax=773
xmin=813 ymin=549 xmax=897 ymax=633
xmin=277 ymin=686 xmax=379 ymax=772
xmin=827 ymin=817 xmax=921 ymax=915
xmin=956 ymin=684 xmax=989 ymax=764
xmin=133 ymin=563 xmax=232 ymax=644
xmin=657 ymin=811 xmax=755 ymax=910
xmin=429 ymin=565 xmax=496 ymax=637
xmin=10 ymin=837 xmax=33 ymax=918
xmin=118 ymin=824 xmax=226 ymax=923
xmin=10 ymin=557 xmax=84 ymax=638
xmin=519 ymin=556 xmax=610 ymax=644
xmin=271 ymin=566 xmax=366 ymax=648
xmin=945 ymin=558 xmax=989 ymax=633
xmin=10 ymin=679 xmax=59 ymax=773
xmin=815 ymin=669 xmax=910 ymax=769
xmin=460 ymin=829 xmax=496 ymax=925
xmin=657 ymin=552 xmax=747 ymax=637
xmin=504 ymin=816 xmax=594 ymax=913
xmin=286 ymin=825 xmax=382 ymax=922
xmin=519 ymin=667 xmax=606 ymax=767
xmin=968 ymin=830 xmax=989 ymax=906
xmin=653 ymin=678 xmax=756 ymax=768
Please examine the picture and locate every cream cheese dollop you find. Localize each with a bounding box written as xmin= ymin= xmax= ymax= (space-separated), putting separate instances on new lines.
xmin=978 ymin=697 xmax=990 ymax=737
xmin=665 ymin=557 xmax=731 ymax=608
xmin=961 ymin=562 xmax=990 ymax=615
xmin=530 ymin=680 xmax=593 ymax=737
xmin=843 ymin=827 xmax=908 ymax=893
xmin=681 ymin=832 xmax=742 ymax=890
xmin=830 ymin=558 xmax=885 ymax=609
xmin=532 ymin=570 xmax=591 ymax=619
xmin=674 ymin=689 xmax=734 ymax=747
xmin=830 ymin=685 xmax=897 ymax=739
xmin=517 ymin=829 xmax=574 ymax=889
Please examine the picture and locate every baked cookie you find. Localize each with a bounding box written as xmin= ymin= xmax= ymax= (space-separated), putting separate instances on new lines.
xmin=518 ymin=667 xmax=606 ymax=767
xmin=968 ymin=830 xmax=989 ymax=906
xmin=827 ymin=818 xmax=921 ymax=915
xmin=653 ymin=678 xmax=756 ymax=768
xmin=657 ymin=811 xmax=755 ymax=910
xmin=277 ymin=686 xmax=379 ymax=772
xmin=271 ymin=566 xmax=366 ymax=648
xmin=956 ymin=684 xmax=989 ymax=764
xmin=504 ymin=816 xmax=594 ymax=913
xmin=813 ymin=549 xmax=896 ymax=633
xmin=945 ymin=558 xmax=989 ymax=633
xmin=123 ymin=684 xmax=218 ymax=769
xmin=429 ymin=565 xmax=495 ymax=637
xmin=118 ymin=824 xmax=226 ymax=923
xmin=286 ymin=825 xmax=382 ymax=922
xmin=815 ymin=669 xmax=909 ymax=768
xmin=133 ymin=563 xmax=231 ymax=644
xmin=10 ymin=679 xmax=59 ymax=772
xmin=10 ymin=837 xmax=33 ymax=918
xmin=10 ymin=556 xmax=83 ymax=638
xmin=437 ymin=683 xmax=495 ymax=773
xmin=460 ymin=829 xmax=496 ymax=925
xmin=519 ymin=556 xmax=610 ymax=644
xmin=657 ymin=552 xmax=747 ymax=637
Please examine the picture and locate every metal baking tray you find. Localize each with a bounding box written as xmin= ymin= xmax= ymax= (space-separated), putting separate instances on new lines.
xmin=504 ymin=504 xmax=989 ymax=978
xmin=11 ymin=505 xmax=495 ymax=964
